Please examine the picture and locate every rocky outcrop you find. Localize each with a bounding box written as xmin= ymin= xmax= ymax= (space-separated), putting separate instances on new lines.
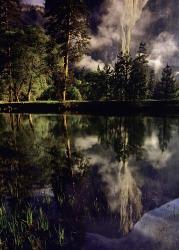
xmin=85 ymin=199 xmax=179 ymax=250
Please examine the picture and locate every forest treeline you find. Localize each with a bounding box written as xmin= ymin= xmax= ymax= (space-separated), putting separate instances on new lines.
xmin=0 ymin=0 xmax=177 ymax=102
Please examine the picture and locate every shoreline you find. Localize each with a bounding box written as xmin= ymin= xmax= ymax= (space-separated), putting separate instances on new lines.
xmin=1 ymin=100 xmax=179 ymax=115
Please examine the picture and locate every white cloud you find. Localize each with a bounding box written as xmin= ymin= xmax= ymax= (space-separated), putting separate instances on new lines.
xmin=148 ymin=32 xmax=179 ymax=72
xmin=144 ymin=132 xmax=172 ymax=169
xmin=77 ymin=0 xmax=150 ymax=70
xmin=77 ymin=55 xmax=105 ymax=71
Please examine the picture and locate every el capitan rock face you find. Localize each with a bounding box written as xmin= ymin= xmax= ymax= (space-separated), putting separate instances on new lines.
xmin=22 ymin=0 xmax=179 ymax=45
xmin=85 ymin=199 xmax=179 ymax=250
xmin=21 ymin=3 xmax=44 ymax=26
xmin=23 ymin=0 xmax=179 ymax=36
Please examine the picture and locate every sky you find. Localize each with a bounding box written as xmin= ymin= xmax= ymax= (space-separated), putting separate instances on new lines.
xmin=24 ymin=0 xmax=44 ymax=5
xmin=24 ymin=0 xmax=179 ymax=72
xmin=84 ymin=0 xmax=179 ymax=72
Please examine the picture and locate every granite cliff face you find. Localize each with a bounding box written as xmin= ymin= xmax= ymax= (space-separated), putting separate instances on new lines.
xmin=21 ymin=0 xmax=179 ymax=41
xmin=21 ymin=0 xmax=179 ymax=68
xmin=21 ymin=4 xmax=44 ymax=26
xmin=84 ymin=0 xmax=179 ymax=68
xmin=145 ymin=0 xmax=179 ymax=38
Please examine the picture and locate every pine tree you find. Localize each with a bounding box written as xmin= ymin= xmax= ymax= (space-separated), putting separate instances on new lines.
xmin=0 ymin=2 xmax=50 ymax=102
xmin=0 ymin=0 xmax=20 ymax=31
xmin=98 ymin=64 xmax=112 ymax=100
xmin=46 ymin=40 xmax=65 ymax=100
xmin=155 ymin=65 xmax=176 ymax=100
xmin=14 ymin=26 xmax=49 ymax=101
xmin=0 ymin=0 xmax=21 ymax=101
xmin=113 ymin=52 xmax=132 ymax=100
xmin=128 ymin=43 xmax=148 ymax=101
xmin=138 ymin=42 xmax=147 ymax=55
xmin=45 ymin=0 xmax=89 ymax=101
xmin=147 ymin=69 xmax=156 ymax=99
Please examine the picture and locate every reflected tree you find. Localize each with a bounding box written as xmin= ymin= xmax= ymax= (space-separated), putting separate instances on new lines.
xmin=49 ymin=115 xmax=89 ymax=249
xmin=155 ymin=118 xmax=175 ymax=152
xmin=97 ymin=116 xmax=144 ymax=235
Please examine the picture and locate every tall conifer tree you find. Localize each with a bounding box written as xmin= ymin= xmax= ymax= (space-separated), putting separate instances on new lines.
xmin=128 ymin=43 xmax=148 ymax=101
xmin=0 ymin=0 xmax=21 ymax=101
xmin=45 ymin=0 xmax=89 ymax=101
xmin=155 ymin=65 xmax=176 ymax=100
xmin=113 ymin=52 xmax=132 ymax=100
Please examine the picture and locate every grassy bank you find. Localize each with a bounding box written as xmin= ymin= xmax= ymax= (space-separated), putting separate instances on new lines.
xmin=1 ymin=100 xmax=179 ymax=115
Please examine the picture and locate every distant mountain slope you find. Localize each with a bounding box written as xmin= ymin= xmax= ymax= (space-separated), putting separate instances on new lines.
xmin=21 ymin=4 xmax=44 ymax=26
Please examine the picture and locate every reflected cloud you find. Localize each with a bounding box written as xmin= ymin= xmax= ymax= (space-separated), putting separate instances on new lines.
xmin=144 ymin=132 xmax=172 ymax=169
xmin=87 ymin=149 xmax=142 ymax=235
xmin=75 ymin=136 xmax=99 ymax=150
xmin=33 ymin=186 xmax=54 ymax=197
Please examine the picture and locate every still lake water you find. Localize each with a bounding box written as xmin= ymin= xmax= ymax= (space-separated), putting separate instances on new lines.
xmin=0 ymin=113 xmax=179 ymax=249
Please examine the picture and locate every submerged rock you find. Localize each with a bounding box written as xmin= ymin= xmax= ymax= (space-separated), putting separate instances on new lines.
xmin=85 ymin=199 xmax=179 ymax=250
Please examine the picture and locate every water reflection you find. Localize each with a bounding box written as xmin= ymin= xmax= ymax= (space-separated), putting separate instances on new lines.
xmin=99 ymin=159 xmax=142 ymax=235
xmin=0 ymin=114 xmax=179 ymax=249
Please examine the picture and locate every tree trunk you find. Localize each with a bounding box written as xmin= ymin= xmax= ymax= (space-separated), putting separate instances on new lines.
xmin=8 ymin=84 xmax=12 ymax=102
xmin=63 ymin=114 xmax=72 ymax=161
xmin=14 ymin=83 xmax=20 ymax=102
xmin=63 ymin=52 xmax=69 ymax=102
xmin=28 ymin=114 xmax=34 ymax=133
xmin=27 ymin=91 xmax=31 ymax=102
xmin=6 ymin=10 xmax=12 ymax=102
xmin=15 ymin=93 xmax=20 ymax=102
xmin=63 ymin=9 xmax=71 ymax=102
xmin=27 ymin=78 xmax=33 ymax=101
xmin=10 ymin=113 xmax=15 ymax=131
xmin=8 ymin=46 xmax=13 ymax=102
xmin=16 ymin=114 xmax=21 ymax=131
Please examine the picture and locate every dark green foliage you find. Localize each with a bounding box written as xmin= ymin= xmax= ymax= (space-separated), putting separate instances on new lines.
xmin=0 ymin=0 xmax=21 ymax=31
xmin=0 ymin=26 xmax=49 ymax=101
xmin=156 ymin=118 xmax=173 ymax=152
xmin=45 ymin=39 xmax=66 ymax=99
xmin=67 ymin=85 xmax=82 ymax=100
xmin=45 ymin=0 xmax=89 ymax=62
xmin=0 ymin=0 xmax=21 ymax=101
xmin=127 ymin=43 xmax=148 ymax=101
xmin=76 ymin=65 xmax=112 ymax=101
xmin=75 ymin=69 xmax=102 ymax=100
xmin=98 ymin=65 xmax=112 ymax=100
xmin=16 ymin=26 xmax=49 ymax=101
xmin=45 ymin=0 xmax=89 ymax=100
xmin=0 ymin=1 xmax=177 ymax=103
xmin=154 ymin=65 xmax=176 ymax=100
xmin=0 ymin=1 xmax=50 ymax=102
xmin=76 ymin=43 xmax=175 ymax=102
xmin=147 ymin=69 xmax=156 ymax=99
xmin=112 ymin=52 xmax=132 ymax=100
xmin=127 ymin=59 xmax=147 ymax=100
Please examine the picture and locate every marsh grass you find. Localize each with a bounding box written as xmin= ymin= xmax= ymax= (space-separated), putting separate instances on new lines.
xmin=59 ymin=228 xmax=65 ymax=246
xmin=38 ymin=207 xmax=49 ymax=231
xmin=0 ymin=201 xmax=60 ymax=249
